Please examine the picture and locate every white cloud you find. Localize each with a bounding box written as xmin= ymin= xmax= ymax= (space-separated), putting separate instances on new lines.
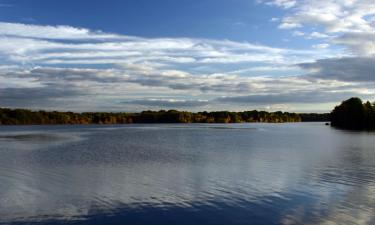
xmin=0 ymin=22 xmax=123 ymax=40
xmin=312 ymin=43 xmax=330 ymax=49
xmin=292 ymin=31 xmax=305 ymax=36
xmin=261 ymin=0 xmax=297 ymax=9
xmin=0 ymin=62 xmax=359 ymax=111
xmin=333 ymin=32 xmax=375 ymax=55
xmin=278 ymin=18 xmax=302 ymax=29
xmin=267 ymin=0 xmax=375 ymax=33
xmin=0 ymin=22 xmax=332 ymax=70
xmin=0 ymin=21 xmax=370 ymax=111
xmin=309 ymin=32 xmax=331 ymax=39
xmin=125 ymin=99 xmax=210 ymax=108
xmin=262 ymin=0 xmax=375 ymax=76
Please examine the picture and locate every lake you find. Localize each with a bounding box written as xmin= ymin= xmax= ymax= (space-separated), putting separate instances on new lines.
xmin=0 ymin=123 xmax=374 ymax=225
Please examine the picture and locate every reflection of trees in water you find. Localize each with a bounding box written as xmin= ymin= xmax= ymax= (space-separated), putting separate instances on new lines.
xmin=0 ymin=133 xmax=62 ymax=141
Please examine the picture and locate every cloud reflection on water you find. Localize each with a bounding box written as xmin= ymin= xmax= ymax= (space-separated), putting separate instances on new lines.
xmin=0 ymin=124 xmax=374 ymax=225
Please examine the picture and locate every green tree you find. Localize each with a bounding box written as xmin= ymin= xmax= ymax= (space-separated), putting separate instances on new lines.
xmin=331 ymin=97 xmax=365 ymax=130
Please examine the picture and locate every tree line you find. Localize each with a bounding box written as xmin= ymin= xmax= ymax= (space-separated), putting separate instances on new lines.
xmin=0 ymin=108 xmax=329 ymax=125
xmin=331 ymin=97 xmax=375 ymax=130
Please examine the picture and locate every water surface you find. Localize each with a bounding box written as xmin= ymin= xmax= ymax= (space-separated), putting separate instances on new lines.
xmin=0 ymin=123 xmax=374 ymax=225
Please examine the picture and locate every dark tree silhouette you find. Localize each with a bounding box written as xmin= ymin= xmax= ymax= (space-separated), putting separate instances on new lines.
xmin=331 ymin=97 xmax=375 ymax=130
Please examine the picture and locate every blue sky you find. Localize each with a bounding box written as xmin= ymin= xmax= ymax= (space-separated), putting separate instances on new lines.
xmin=0 ymin=0 xmax=296 ymax=45
xmin=0 ymin=0 xmax=375 ymax=112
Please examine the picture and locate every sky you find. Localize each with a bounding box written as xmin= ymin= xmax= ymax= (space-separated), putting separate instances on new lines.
xmin=0 ymin=0 xmax=375 ymax=112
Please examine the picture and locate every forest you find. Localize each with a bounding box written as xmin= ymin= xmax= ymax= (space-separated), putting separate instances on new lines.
xmin=331 ymin=97 xmax=375 ymax=130
xmin=0 ymin=108 xmax=329 ymax=125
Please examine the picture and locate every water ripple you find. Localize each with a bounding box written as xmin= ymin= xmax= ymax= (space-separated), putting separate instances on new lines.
xmin=0 ymin=123 xmax=375 ymax=225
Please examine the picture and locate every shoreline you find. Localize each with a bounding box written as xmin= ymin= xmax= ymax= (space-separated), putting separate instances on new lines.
xmin=0 ymin=121 xmax=330 ymax=126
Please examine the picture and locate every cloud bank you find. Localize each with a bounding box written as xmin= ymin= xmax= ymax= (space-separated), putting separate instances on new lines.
xmin=0 ymin=18 xmax=374 ymax=112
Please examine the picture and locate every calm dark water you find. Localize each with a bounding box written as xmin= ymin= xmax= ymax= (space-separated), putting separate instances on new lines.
xmin=0 ymin=123 xmax=374 ymax=225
